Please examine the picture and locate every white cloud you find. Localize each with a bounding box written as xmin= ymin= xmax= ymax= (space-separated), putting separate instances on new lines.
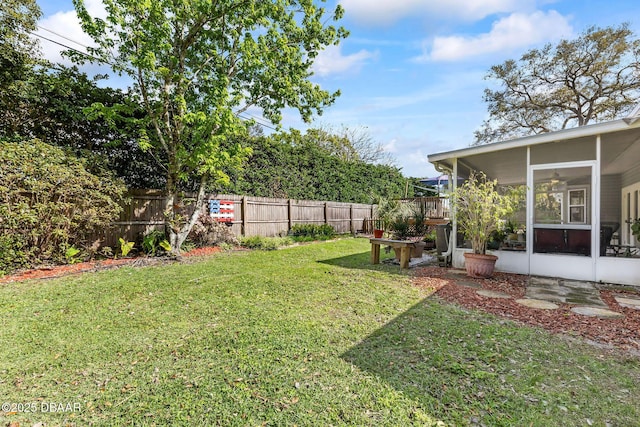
xmin=312 ymin=44 xmax=378 ymax=77
xmin=339 ymin=0 xmax=534 ymax=26
xmin=383 ymin=138 xmax=398 ymax=154
xmin=35 ymin=0 xmax=105 ymax=65
xmin=420 ymin=10 xmax=572 ymax=62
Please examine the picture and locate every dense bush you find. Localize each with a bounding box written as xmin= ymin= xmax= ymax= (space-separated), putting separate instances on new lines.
xmin=290 ymin=224 xmax=336 ymax=241
xmin=239 ymin=236 xmax=293 ymax=250
xmin=141 ymin=229 xmax=171 ymax=256
xmin=222 ymin=132 xmax=408 ymax=203
xmin=0 ymin=139 xmax=127 ymax=273
xmin=188 ymin=214 xmax=240 ymax=247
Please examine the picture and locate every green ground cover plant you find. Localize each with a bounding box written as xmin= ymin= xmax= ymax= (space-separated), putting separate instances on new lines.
xmin=0 ymin=238 xmax=638 ymax=426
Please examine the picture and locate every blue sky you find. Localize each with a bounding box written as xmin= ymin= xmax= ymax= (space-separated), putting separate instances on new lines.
xmin=35 ymin=0 xmax=640 ymax=178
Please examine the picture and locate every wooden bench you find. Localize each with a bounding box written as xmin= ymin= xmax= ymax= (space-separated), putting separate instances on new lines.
xmin=369 ymin=238 xmax=416 ymax=269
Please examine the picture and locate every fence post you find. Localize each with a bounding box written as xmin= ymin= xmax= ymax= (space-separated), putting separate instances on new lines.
xmin=288 ymin=199 xmax=293 ymax=232
xmin=350 ymin=204 xmax=355 ymax=235
xmin=242 ymin=196 xmax=248 ymax=236
xmin=324 ymin=202 xmax=329 ymax=225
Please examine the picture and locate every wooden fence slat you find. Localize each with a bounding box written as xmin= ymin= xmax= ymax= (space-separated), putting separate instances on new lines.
xmin=97 ymin=191 xmax=446 ymax=246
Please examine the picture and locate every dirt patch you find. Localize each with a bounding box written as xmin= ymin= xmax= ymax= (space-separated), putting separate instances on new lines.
xmin=0 ymin=246 xmax=222 ymax=284
xmin=413 ymin=266 xmax=640 ymax=355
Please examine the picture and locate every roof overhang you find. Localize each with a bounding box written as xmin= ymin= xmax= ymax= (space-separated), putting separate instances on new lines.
xmin=428 ymin=118 xmax=640 ymax=185
xmin=429 ymin=119 xmax=638 ymax=164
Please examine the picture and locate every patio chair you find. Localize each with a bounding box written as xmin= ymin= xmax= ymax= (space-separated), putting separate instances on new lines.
xmin=600 ymin=222 xmax=619 ymax=256
xmin=436 ymin=223 xmax=452 ymax=267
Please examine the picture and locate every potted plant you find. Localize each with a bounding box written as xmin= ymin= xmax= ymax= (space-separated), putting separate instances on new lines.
xmin=390 ymin=209 xmax=428 ymax=258
xmin=451 ymin=171 xmax=518 ymax=278
xmin=373 ymin=196 xmax=410 ymax=238
xmin=373 ymin=196 xmax=397 ymax=239
xmin=631 ymin=218 xmax=640 ymax=247
xmin=423 ymin=229 xmax=437 ymax=250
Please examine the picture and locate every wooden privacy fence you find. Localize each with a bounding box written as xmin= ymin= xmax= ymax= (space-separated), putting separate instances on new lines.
xmin=103 ymin=190 xmax=375 ymax=246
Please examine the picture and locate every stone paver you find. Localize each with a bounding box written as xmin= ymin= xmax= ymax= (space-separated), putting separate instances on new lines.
xmin=570 ymin=306 xmax=624 ymax=318
xmin=526 ymin=276 xmax=607 ymax=308
xmin=515 ymin=298 xmax=559 ymax=310
xmin=614 ymin=296 xmax=640 ymax=309
xmin=476 ymin=289 xmax=511 ymax=299
xmin=444 ymin=273 xmax=633 ymax=319
xmin=456 ymin=280 xmax=482 ymax=289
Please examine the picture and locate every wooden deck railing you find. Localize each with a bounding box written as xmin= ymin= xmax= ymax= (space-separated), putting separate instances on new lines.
xmin=401 ymin=196 xmax=450 ymax=219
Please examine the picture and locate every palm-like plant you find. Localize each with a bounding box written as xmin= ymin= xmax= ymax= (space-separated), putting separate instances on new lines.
xmin=451 ymin=171 xmax=519 ymax=254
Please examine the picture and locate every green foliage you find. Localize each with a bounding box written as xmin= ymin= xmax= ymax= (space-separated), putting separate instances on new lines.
xmin=389 ymin=203 xmax=429 ymax=240
xmin=118 ymin=238 xmax=135 ymax=258
xmin=0 ymin=0 xmax=42 ymax=88
xmin=390 ymin=216 xmax=412 ymax=240
xmin=64 ymin=246 xmax=83 ymax=264
xmin=71 ymin=0 xmax=347 ymax=254
xmin=0 ymin=139 xmax=126 ymax=272
xmin=423 ymin=229 xmax=437 ymax=242
xmin=2 ymin=239 xmax=639 ymax=425
xmin=476 ymin=24 xmax=640 ymax=144
xmin=142 ymin=229 xmax=171 ymax=256
xmin=221 ymin=130 xmax=407 ymax=204
xmin=290 ymin=224 xmax=335 ymax=241
xmin=240 ymin=236 xmax=293 ymax=250
xmin=0 ymin=65 xmax=164 ymax=189
xmin=631 ymin=219 xmax=640 ymax=240
xmin=451 ymin=171 xmax=519 ymax=254
xmin=374 ymin=196 xmax=413 ymax=232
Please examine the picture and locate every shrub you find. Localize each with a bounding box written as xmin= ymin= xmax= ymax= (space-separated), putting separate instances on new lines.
xmin=240 ymin=236 xmax=293 ymax=250
xmin=0 ymin=139 xmax=127 ymax=272
xmin=142 ymin=229 xmax=171 ymax=256
xmin=188 ymin=214 xmax=240 ymax=247
xmin=290 ymin=224 xmax=335 ymax=241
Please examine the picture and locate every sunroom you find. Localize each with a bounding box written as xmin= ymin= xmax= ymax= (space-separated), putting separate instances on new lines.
xmin=428 ymin=116 xmax=640 ymax=287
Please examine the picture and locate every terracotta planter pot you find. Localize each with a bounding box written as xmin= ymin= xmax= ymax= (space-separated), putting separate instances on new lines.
xmin=463 ymin=252 xmax=498 ymax=278
xmin=373 ymin=229 xmax=384 ymax=238
xmin=411 ymin=241 xmax=426 ymax=258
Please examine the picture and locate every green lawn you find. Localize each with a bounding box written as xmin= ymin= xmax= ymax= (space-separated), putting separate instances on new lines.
xmin=1 ymin=238 xmax=639 ymax=426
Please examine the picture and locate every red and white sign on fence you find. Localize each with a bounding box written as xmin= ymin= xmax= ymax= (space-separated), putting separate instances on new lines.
xmin=209 ymin=199 xmax=234 ymax=223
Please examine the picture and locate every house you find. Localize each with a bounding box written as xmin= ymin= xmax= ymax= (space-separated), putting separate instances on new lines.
xmin=427 ymin=112 xmax=640 ymax=287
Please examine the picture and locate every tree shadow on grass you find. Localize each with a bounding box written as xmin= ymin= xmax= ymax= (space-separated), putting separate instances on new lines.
xmin=340 ymin=297 xmax=640 ymax=426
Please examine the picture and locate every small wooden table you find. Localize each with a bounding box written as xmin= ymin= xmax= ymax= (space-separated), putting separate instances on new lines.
xmin=369 ymin=238 xmax=416 ymax=269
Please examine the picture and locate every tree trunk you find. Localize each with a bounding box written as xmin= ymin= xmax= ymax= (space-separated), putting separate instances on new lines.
xmin=165 ymin=176 xmax=208 ymax=258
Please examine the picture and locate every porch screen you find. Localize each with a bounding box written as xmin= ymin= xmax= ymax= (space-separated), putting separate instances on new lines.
xmin=533 ymin=167 xmax=592 ymax=255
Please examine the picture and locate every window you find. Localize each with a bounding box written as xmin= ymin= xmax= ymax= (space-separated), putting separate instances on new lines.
xmin=533 ymin=167 xmax=591 ymax=225
xmin=568 ymin=189 xmax=586 ymax=223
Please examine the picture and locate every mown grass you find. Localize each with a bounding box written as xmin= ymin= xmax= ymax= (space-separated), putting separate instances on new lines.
xmin=1 ymin=238 xmax=639 ymax=426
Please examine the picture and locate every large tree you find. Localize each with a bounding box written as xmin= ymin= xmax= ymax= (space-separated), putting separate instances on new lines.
xmin=0 ymin=64 xmax=165 ymax=189
xmin=0 ymin=0 xmax=41 ymax=85
xmin=0 ymin=0 xmax=42 ymax=130
xmin=72 ymin=0 xmax=347 ymax=254
xmin=475 ymin=24 xmax=640 ymax=145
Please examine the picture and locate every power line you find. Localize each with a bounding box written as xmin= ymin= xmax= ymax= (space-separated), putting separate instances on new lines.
xmin=238 ymin=114 xmax=278 ymax=131
xmin=30 ymin=30 xmax=283 ymax=133
xmin=37 ymin=25 xmax=90 ymax=49
xmin=243 ymin=111 xmax=279 ymax=129
xmin=30 ymin=31 xmax=103 ymax=63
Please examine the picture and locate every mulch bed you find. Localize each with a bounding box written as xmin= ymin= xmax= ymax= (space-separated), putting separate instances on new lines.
xmin=413 ymin=266 xmax=640 ymax=355
xmin=0 ymin=246 xmax=221 ymax=284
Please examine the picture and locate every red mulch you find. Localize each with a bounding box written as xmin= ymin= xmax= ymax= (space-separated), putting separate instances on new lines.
xmin=413 ymin=266 xmax=640 ymax=355
xmin=0 ymin=246 xmax=221 ymax=284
